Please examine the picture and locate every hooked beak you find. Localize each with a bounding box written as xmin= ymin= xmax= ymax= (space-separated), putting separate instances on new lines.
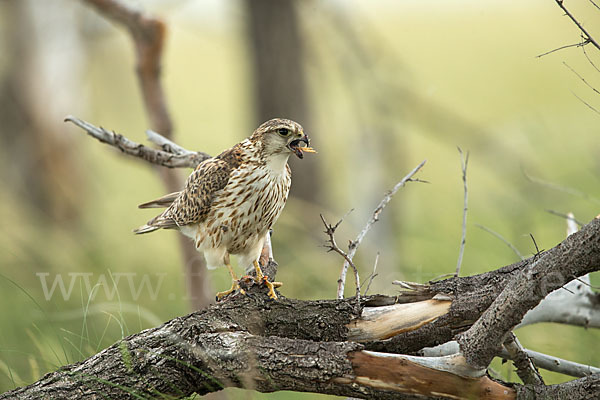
xmin=287 ymin=133 xmax=310 ymax=159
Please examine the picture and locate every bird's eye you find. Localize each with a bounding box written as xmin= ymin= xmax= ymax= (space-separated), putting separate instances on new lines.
xmin=278 ymin=128 xmax=290 ymax=136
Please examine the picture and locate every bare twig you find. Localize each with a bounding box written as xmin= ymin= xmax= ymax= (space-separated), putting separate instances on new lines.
xmin=65 ymin=116 xmax=210 ymax=169
xmin=522 ymin=167 xmax=600 ymax=205
xmin=572 ymin=91 xmax=600 ymax=115
xmin=536 ymin=39 xmax=590 ymax=58
xmin=564 ymin=62 xmax=600 ymax=96
xmin=554 ymin=0 xmax=600 ymax=51
xmin=545 ymin=209 xmax=585 ymax=227
xmin=475 ymin=224 xmax=524 ymax=260
xmin=455 ymin=148 xmax=469 ymax=276
xmin=362 ymin=252 xmax=379 ymax=296
xmin=337 ymin=160 xmax=427 ymax=299
xmin=582 ymin=46 xmax=600 ymax=72
xmin=529 ymin=233 xmax=542 ymax=256
xmin=320 ymin=214 xmax=361 ymax=307
xmin=503 ymin=333 xmax=544 ymax=385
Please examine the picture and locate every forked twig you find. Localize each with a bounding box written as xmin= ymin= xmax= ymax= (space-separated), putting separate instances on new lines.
xmin=320 ymin=214 xmax=361 ymax=308
xmin=337 ymin=160 xmax=427 ymax=299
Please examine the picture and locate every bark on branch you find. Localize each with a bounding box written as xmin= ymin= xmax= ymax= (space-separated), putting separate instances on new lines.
xmin=3 ymin=216 xmax=600 ymax=399
xmin=65 ymin=116 xmax=210 ymax=169
xmin=458 ymin=217 xmax=600 ymax=369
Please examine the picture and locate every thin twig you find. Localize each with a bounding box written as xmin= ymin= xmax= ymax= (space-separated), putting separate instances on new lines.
xmin=522 ymin=167 xmax=600 ymax=205
xmin=536 ymin=39 xmax=590 ymax=58
xmin=337 ymin=160 xmax=427 ymax=299
xmin=529 ymin=233 xmax=542 ymax=256
xmin=320 ymin=214 xmax=361 ymax=308
xmin=455 ymin=148 xmax=469 ymax=276
xmin=362 ymin=253 xmax=379 ymax=296
xmin=563 ymin=62 xmax=600 ymax=96
xmin=503 ymin=333 xmax=544 ymax=385
xmin=572 ymin=91 xmax=600 ymax=115
xmin=545 ymin=209 xmax=585 ymax=227
xmin=65 ymin=116 xmax=210 ymax=169
xmin=590 ymin=0 xmax=600 ymax=11
xmin=554 ymin=0 xmax=600 ymax=51
xmin=582 ymin=45 xmax=600 ymax=73
xmin=475 ymin=224 xmax=524 ymax=260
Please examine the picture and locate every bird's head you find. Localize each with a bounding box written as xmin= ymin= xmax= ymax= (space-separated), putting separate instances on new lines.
xmin=251 ymin=118 xmax=313 ymax=159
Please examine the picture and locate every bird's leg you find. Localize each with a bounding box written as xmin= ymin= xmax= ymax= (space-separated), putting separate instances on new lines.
xmin=252 ymin=260 xmax=281 ymax=300
xmin=216 ymin=263 xmax=242 ymax=300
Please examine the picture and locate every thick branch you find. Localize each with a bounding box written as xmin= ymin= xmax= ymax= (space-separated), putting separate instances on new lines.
xmin=4 ymin=217 xmax=599 ymax=398
xmin=458 ymin=217 xmax=600 ymax=369
xmin=0 ymin=291 xmax=514 ymax=400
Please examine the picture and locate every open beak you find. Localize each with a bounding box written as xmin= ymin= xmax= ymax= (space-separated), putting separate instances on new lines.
xmin=287 ymin=134 xmax=310 ymax=159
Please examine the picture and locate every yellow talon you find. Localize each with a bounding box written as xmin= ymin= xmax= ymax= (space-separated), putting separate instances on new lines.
xmin=216 ymin=280 xmax=240 ymax=300
xmin=216 ymin=263 xmax=241 ymax=301
xmin=253 ymin=260 xmax=281 ymax=299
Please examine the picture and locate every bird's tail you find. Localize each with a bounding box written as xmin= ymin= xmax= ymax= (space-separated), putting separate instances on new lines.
xmin=138 ymin=191 xmax=180 ymax=209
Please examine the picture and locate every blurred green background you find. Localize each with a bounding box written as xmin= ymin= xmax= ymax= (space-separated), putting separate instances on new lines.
xmin=0 ymin=0 xmax=599 ymax=398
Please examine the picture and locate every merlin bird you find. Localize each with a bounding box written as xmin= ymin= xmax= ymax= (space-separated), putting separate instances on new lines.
xmin=134 ymin=119 xmax=314 ymax=300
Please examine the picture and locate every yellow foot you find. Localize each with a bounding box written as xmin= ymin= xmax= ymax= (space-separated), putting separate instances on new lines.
xmin=252 ymin=260 xmax=282 ymax=300
xmin=215 ymin=280 xmax=241 ymax=301
xmin=262 ymin=278 xmax=278 ymax=300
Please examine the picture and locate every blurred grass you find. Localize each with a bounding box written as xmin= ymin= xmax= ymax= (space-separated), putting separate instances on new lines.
xmin=1 ymin=0 xmax=600 ymax=397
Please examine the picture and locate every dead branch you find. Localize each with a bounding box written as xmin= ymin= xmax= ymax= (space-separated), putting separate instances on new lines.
xmin=66 ymin=116 xmax=210 ymax=168
xmin=503 ymin=333 xmax=544 ymax=385
xmin=337 ymin=160 xmax=427 ymax=299
xmin=422 ymin=340 xmax=600 ymax=378
xmin=554 ymin=0 xmax=600 ymax=52
xmin=3 ymin=216 xmax=600 ymax=399
xmin=458 ymin=217 xmax=600 ymax=370
xmin=320 ymin=213 xmax=361 ymax=305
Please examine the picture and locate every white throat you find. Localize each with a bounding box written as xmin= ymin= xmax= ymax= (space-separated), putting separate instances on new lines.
xmin=265 ymin=152 xmax=291 ymax=174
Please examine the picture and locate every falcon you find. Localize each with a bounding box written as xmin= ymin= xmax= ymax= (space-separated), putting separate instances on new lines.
xmin=134 ymin=119 xmax=314 ymax=300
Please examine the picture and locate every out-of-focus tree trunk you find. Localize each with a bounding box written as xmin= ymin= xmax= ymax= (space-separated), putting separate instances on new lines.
xmin=245 ymin=0 xmax=320 ymax=203
xmin=0 ymin=0 xmax=84 ymax=223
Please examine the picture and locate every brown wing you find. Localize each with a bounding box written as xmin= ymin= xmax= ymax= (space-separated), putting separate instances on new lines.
xmin=134 ymin=146 xmax=243 ymax=234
